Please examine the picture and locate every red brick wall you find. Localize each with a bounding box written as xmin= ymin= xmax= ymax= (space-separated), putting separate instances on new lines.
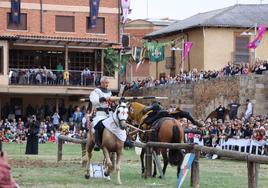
xmin=124 ymin=27 xmax=154 ymax=78
xmin=0 ymin=0 xmax=119 ymax=42
xmin=125 ymin=28 xmax=154 ymax=47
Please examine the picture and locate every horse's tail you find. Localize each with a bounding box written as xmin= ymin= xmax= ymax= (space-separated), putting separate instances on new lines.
xmin=168 ymin=125 xmax=181 ymax=166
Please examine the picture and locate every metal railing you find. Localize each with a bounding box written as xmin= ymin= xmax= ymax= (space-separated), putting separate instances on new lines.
xmin=8 ymin=68 xmax=103 ymax=87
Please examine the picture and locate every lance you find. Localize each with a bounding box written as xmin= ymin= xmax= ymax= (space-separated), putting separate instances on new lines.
xmin=80 ymin=96 xmax=168 ymax=102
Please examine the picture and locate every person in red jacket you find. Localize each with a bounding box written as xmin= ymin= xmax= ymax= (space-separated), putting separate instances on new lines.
xmin=0 ymin=152 xmax=19 ymax=188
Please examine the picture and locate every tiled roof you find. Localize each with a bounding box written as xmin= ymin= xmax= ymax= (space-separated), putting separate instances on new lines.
xmin=146 ymin=4 xmax=268 ymax=38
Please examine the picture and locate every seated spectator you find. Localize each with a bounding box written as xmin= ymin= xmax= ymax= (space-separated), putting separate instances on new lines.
xmin=48 ymin=131 xmax=56 ymax=143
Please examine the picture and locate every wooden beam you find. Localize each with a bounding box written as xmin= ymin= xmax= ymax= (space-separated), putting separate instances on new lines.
xmin=133 ymin=142 xmax=268 ymax=164
xmin=58 ymin=135 xmax=87 ymax=144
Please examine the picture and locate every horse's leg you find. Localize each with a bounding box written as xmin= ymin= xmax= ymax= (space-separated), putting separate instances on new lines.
xmin=102 ymin=147 xmax=113 ymax=177
xmin=115 ymin=150 xmax=123 ymax=185
xmin=161 ymin=149 xmax=169 ymax=176
xmin=140 ymin=148 xmax=145 ymax=176
xmin=85 ymin=135 xmax=94 ymax=179
xmin=176 ymin=150 xmax=184 ymax=177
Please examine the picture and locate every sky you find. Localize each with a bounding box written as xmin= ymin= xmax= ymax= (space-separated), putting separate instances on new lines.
xmin=129 ymin=0 xmax=268 ymax=20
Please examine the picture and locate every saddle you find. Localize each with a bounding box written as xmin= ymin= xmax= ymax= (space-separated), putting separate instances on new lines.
xmin=147 ymin=117 xmax=175 ymax=142
xmin=142 ymin=110 xmax=170 ymax=126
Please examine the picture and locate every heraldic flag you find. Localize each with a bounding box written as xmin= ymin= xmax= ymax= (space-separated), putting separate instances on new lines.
xmin=11 ymin=0 xmax=21 ymax=24
xmin=247 ymin=24 xmax=266 ymax=49
xmin=177 ymin=153 xmax=195 ymax=188
xmin=89 ymin=0 xmax=100 ymax=28
xmin=121 ymin=0 xmax=131 ymax=24
xmin=149 ymin=45 xmax=165 ymax=62
xmin=183 ymin=41 xmax=193 ymax=60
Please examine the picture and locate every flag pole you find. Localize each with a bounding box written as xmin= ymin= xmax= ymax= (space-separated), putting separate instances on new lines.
xmin=156 ymin=60 xmax=159 ymax=80
xmin=181 ymin=39 xmax=185 ymax=73
xmin=253 ymin=23 xmax=257 ymax=64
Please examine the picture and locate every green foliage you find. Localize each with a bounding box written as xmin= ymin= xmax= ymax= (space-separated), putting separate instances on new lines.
xmin=104 ymin=48 xmax=119 ymax=77
xmin=119 ymin=53 xmax=132 ymax=75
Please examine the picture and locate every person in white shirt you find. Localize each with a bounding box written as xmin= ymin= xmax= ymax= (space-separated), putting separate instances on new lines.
xmin=90 ymin=77 xmax=112 ymax=151
xmin=244 ymin=99 xmax=253 ymax=123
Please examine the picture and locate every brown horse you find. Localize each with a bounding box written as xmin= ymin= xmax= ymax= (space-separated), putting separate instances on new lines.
xmin=85 ymin=102 xmax=129 ymax=185
xmin=128 ymin=102 xmax=184 ymax=177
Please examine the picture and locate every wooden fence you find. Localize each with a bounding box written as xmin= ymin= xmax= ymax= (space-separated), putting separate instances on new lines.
xmin=57 ymin=135 xmax=268 ymax=188
xmin=133 ymin=142 xmax=268 ymax=188
xmin=57 ymin=135 xmax=87 ymax=165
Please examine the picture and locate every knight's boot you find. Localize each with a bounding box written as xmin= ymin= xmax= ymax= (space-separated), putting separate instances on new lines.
xmin=94 ymin=128 xmax=101 ymax=151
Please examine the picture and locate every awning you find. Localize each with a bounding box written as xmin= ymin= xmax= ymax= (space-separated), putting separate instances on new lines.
xmin=0 ymin=34 xmax=121 ymax=49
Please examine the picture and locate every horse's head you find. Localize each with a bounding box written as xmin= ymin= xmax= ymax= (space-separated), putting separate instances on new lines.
xmin=128 ymin=102 xmax=146 ymax=124
xmin=115 ymin=102 xmax=129 ymax=130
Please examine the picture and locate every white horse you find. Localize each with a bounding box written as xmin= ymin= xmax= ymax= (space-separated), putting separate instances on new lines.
xmin=85 ymin=101 xmax=129 ymax=185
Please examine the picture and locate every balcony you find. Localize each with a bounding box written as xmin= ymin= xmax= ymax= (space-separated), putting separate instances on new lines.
xmin=0 ymin=68 xmax=103 ymax=95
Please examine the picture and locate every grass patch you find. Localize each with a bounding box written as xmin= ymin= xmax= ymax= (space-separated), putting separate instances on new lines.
xmin=3 ymin=143 xmax=268 ymax=188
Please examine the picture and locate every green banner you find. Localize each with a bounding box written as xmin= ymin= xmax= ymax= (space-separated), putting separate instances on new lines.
xmin=149 ymin=45 xmax=165 ymax=62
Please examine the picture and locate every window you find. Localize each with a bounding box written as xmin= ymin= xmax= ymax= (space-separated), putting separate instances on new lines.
xmin=0 ymin=47 xmax=3 ymax=74
xmin=234 ymin=36 xmax=250 ymax=63
xmin=7 ymin=13 xmax=27 ymax=30
xmin=55 ymin=16 xmax=75 ymax=32
xmin=122 ymin=34 xmax=130 ymax=48
xmin=86 ymin=17 xmax=105 ymax=34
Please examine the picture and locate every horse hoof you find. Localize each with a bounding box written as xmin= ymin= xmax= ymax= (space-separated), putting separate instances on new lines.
xmin=85 ymin=174 xmax=90 ymax=179
xmin=117 ymin=182 xmax=122 ymax=185
xmin=105 ymin=176 xmax=111 ymax=181
xmin=104 ymin=172 xmax=109 ymax=177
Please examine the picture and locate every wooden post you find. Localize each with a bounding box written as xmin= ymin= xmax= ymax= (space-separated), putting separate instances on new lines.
xmin=101 ymin=49 xmax=104 ymax=76
xmin=247 ymin=162 xmax=259 ymax=188
xmin=64 ymin=46 xmax=68 ymax=71
xmin=57 ymin=138 xmax=63 ymax=162
xmin=145 ymin=146 xmax=152 ymax=179
xmin=191 ymin=150 xmax=200 ymax=188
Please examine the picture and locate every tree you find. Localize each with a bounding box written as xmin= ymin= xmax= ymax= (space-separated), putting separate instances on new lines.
xmin=104 ymin=48 xmax=119 ymax=77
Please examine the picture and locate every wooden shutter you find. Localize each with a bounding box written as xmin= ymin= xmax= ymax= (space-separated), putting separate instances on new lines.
xmin=87 ymin=17 xmax=105 ymax=34
xmin=55 ymin=16 xmax=75 ymax=32
xmin=7 ymin=13 xmax=27 ymax=30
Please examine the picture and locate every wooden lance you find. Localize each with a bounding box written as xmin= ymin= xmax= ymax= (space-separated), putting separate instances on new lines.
xmin=80 ymin=96 xmax=168 ymax=102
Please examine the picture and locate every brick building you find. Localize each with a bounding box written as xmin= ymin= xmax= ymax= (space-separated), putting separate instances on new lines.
xmin=0 ymin=0 xmax=120 ymax=118
xmin=122 ymin=18 xmax=176 ymax=82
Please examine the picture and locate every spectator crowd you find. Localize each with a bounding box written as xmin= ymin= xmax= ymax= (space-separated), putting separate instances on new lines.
xmin=0 ymin=104 xmax=93 ymax=145
xmin=123 ymin=60 xmax=268 ymax=90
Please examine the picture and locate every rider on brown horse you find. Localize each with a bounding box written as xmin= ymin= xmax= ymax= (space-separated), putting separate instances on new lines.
xmin=89 ymin=77 xmax=113 ymax=151
xmin=142 ymin=101 xmax=203 ymax=129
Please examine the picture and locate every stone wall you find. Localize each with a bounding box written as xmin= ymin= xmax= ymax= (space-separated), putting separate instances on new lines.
xmin=125 ymin=73 xmax=267 ymax=119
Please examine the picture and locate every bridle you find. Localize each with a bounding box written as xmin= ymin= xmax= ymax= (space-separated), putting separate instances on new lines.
xmin=113 ymin=103 xmax=128 ymax=130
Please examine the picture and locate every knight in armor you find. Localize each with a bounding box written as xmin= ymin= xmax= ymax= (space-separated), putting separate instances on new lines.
xmin=89 ymin=77 xmax=112 ymax=151
xmin=143 ymin=101 xmax=204 ymax=127
xmin=142 ymin=101 xmax=169 ymax=126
